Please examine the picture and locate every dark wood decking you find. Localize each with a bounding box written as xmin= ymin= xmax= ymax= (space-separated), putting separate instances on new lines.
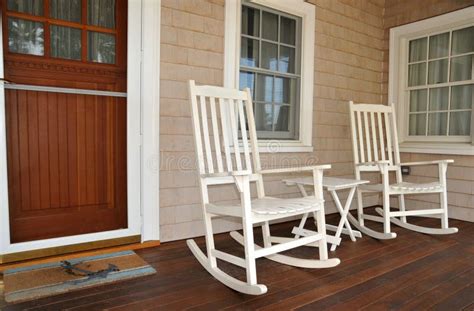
xmin=2 ymin=210 xmax=474 ymax=310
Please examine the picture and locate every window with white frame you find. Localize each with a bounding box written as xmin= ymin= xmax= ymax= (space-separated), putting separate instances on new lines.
xmin=389 ymin=7 xmax=474 ymax=155
xmin=239 ymin=3 xmax=301 ymax=140
xmin=224 ymin=0 xmax=315 ymax=152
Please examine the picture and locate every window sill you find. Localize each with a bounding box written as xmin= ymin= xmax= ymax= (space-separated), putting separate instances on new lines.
xmin=399 ymin=142 xmax=474 ymax=156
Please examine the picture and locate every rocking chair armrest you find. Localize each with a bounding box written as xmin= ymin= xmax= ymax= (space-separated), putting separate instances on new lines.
xmin=200 ymin=170 xmax=253 ymax=179
xmin=356 ymin=160 xmax=391 ymax=167
xmin=399 ymin=160 xmax=454 ymax=167
xmin=258 ymin=165 xmax=331 ymax=175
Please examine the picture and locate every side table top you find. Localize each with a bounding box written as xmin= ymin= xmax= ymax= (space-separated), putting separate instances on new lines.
xmin=283 ymin=176 xmax=369 ymax=191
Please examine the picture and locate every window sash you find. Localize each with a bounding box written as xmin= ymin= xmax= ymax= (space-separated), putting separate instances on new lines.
xmin=405 ymin=25 xmax=474 ymax=140
xmin=239 ymin=2 xmax=302 ymax=140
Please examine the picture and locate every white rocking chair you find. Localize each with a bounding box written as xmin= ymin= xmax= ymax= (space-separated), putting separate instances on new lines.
xmin=186 ymin=80 xmax=340 ymax=295
xmin=349 ymin=101 xmax=458 ymax=239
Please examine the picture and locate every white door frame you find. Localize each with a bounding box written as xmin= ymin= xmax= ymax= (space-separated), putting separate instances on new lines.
xmin=0 ymin=0 xmax=160 ymax=256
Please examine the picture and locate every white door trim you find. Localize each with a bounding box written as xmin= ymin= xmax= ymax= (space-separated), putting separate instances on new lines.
xmin=0 ymin=0 xmax=160 ymax=256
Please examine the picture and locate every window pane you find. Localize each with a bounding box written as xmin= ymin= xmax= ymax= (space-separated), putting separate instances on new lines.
xmin=449 ymin=112 xmax=471 ymax=135
xmin=274 ymin=105 xmax=289 ymax=131
xmin=87 ymin=32 xmax=115 ymax=64
xmin=7 ymin=0 xmax=43 ymax=15
xmin=410 ymin=89 xmax=427 ymax=112
xmin=408 ymin=63 xmax=426 ymax=86
xmin=450 ymin=55 xmax=473 ymax=82
xmin=242 ymin=6 xmax=259 ymax=37
xmin=451 ymin=84 xmax=473 ymax=110
xmin=279 ymin=46 xmax=295 ymax=73
xmin=280 ymin=17 xmax=296 ymax=45
xmin=256 ymin=74 xmax=273 ymax=102
xmin=429 ymin=32 xmax=449 ymax=59
xmin=428 ymin=59 xmax=448 ymax=84
xmin=255 ymin=104 xmax=272 ymax=131
xmin=262 ymin=11 xmax=278 ymax=41
xmin=275 ymin=77 xmax=296 ymax=105
xmin=51 ymin=25 xmax=81 ymax=60
xmin=239 ymin=71 xmax=255 ymax=97
xmin=428 ymin=112 xmax=447 ymax=135
xmin=88 ymin=0 xmax=115 ymax=28
xmin=261 ymin=41 xmax=278 ymax=71
xmin=451 ymin=26 xmax=474 ymax=55
xmin=429 ymin=87 xmax=448 ymax=111
xmin=240 ymin=38 xmax=259 ymax=67
xmin=8 ymin=18 xmax=44 ymax=56
xmin=409 ymin=37 xmax=427 ymax=62
xmin=409 ymin=114 xmax=426 ymax=135
xmin=50 ymin=0 xmax=81 ymax=23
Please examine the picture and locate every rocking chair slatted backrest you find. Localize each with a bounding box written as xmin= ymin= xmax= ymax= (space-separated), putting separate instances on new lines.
xmin=188 ymin=80 xmax=263 ymax=184
xmin=349 ymin=102 xmax=401 ymax=170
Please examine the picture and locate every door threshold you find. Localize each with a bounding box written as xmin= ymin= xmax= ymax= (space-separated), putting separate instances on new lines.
xmin=0 ymin=235 xmax=159 ymax=267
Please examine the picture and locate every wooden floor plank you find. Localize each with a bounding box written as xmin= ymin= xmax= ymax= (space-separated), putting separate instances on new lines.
xmin=1 ymin=213 xmax=472 ymax=310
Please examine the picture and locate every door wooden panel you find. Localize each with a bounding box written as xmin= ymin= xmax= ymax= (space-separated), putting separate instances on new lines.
xmin=2 ymin=0 xmax=128 ymax=243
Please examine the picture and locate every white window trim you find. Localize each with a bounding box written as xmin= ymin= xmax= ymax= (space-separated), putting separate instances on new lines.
xmin=389 ymin=6 xmax=474 ymax=156
xmin=224 ymin=0 xmax=315 ymax=153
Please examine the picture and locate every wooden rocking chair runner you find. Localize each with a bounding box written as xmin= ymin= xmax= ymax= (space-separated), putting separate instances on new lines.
xmin=186 ymin=80 xmax=340 ymax=295
xmin=349 ymin=101 xmax=458 ymax=239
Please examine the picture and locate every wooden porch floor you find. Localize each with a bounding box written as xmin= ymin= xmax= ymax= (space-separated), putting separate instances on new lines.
xmin=2 ymin=210 xmax=474 ymax=310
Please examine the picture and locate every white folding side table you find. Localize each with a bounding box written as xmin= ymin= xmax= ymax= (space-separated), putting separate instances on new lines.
xmin=283 ymin=177 xmax=369 ymax=251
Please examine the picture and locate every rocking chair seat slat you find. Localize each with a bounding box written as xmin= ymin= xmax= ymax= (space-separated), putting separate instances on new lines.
xmin=206 ymin=197 xmax=322 ymax=220
xmin=359 ymin=181 xmax=443 ymax=193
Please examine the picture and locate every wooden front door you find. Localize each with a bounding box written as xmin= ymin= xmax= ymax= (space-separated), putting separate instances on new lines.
xmin=2 ymin=0 xmax=128 ymax=243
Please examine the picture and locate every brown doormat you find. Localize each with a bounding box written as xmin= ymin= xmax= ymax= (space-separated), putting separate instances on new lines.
xmin=3 ymin=250 xmax=156 ymax=303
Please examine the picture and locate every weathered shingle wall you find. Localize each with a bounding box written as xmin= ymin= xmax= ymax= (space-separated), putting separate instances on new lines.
xmin=159 ymin=0 xmax=384 ymax=242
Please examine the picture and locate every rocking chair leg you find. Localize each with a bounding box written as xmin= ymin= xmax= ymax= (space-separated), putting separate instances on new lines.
xmin=356 ymin=189 xmax=364 ymax=226
xmin=398 ymin=194 xmax=407 ymax=223
xmin=439 ymin=163 xmax=449 ymax=229
xmin=262 ymin=222 xmax=272 ymax=248
xmin=315 ymin=208 xmax=328 ymax=260
xmin=383 ymin=192 xmax=391 ymax=234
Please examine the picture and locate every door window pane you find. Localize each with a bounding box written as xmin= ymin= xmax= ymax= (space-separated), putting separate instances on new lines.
xmin=240 ymin=38 xmax=259 ymax=67
xmin=242 ymin=6 xmax=259 ymax=37
xmin=51 ymin=25 xmax=81 ymax=60
xmin=256 ymin=74 xmax=273 ymax=102
xmin=451 ymin=84 xmax=473 ymax=110
xmin=8 ymin=18 xmax=44 ymax=56
xmin=262 ymin=11 xmax=278 ymax=41
xmin=261 ymin=42 xmax=278 ymax=71
xmin=451 ymin=26 xmax=474 ymax=55
xmin=428 ymin=59 xmax=448 ymax=84
xmin=408 ymin=63 xmax=426 ymax=86
xmin=87 ymin=32 xmax=116 ymax=64
xmin=7 ymin=0 xmax=43 ymax=16
xmin=50 ymin=0 xmax=81 ymax=23
xmin=279 ymin=46 xmax=295 ymax=73
xmin=88 ymin=0 xmax=115 ymax=29
xmin=428 ymin=112 xmax=447 ymax=135
xmin=449 ymin=112 xmax=471 ymax=135
xmin=280 ymin=17 xmax=296 ymax=45
xmin=409 ymin=37 xmax=427 ymax=62
xmin=450 ymin=55 xmax=473 ymax=82
xmin=429 ymin=87 xmax=449 ymax=111
xmin=274 ymin=105 xmax=289 ymax=131
xmin=429 ymin=32 xmax=449 ymax=59
xmin=409 ymin=114 xmax=426 ymax=135
xmin=410 ymin=89 xmax=427 ymax=112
